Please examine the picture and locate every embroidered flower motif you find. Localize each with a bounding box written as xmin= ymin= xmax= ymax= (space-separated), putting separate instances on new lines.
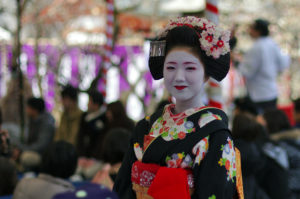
xmin=192 ymin=136 xmax=209 ymax=165
xmin=148 ymin=105 xmax=206 ymax=142
xmin=178 ymin=131 xmax=186 ymax=140
xmin=177 ymin=119 xmax=185 ymax=125
xmin=150 ymin=115 xmax=195 ymax=141
xmin=184 ymin=121 xmax=194 ymax=129
xmin=143 ymin=135 xmax=155 ymax=151
xmin=218 ymin=137 xmax=237 ymax=182
xmin=166 ymin=152 xmax=193 ymax=168
xmin=140 ymin=170 xmax=155 ymax=187
xmin=185 ymin=108 xmax=196 ymax=116
xmin=198 ymin=112 xmax=222 ymax=128
xmin=181 ymin=154 xmax=193 ymax=169
xmin=132 ymin=163 xmax=139 ymax=179
xmin=158 ymin=16 xmax=230 ymax=59
xmin=134 ymin=143 xmax=143 ymax=161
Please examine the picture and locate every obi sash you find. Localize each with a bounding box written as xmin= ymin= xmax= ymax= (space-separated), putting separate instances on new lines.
xmin=131 ymin=161 xmax=194 ymax=199
xmin=131 ymin=151 xmax=244 ymax=199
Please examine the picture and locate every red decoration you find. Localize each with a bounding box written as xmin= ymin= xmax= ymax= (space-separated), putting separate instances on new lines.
xmin=148 ymin=167 xmax=191 ymax=199
xmin=206 ymin=2 xmax=219 ymax=14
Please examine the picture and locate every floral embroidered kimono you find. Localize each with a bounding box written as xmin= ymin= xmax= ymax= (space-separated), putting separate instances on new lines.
xmin=114 ymin=104 xmax=243 ymax=199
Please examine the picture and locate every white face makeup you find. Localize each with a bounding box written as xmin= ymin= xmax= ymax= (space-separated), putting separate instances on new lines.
xmin=163 ymin=47 xmax=206 ymax=112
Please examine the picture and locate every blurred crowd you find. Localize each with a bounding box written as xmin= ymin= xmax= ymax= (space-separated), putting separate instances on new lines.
xmin=0 ymin=18 xmax=298 ymax=199
xmin=0 ymin=85 xmax=133 ymax=199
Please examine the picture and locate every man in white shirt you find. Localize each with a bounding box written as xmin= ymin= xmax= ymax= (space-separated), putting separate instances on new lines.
xmin=238 ymin=19 xmax=290 ymax=113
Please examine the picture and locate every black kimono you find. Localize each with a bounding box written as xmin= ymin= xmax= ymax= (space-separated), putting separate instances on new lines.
xmin=114 ymin=104 xmax=243 ymax=199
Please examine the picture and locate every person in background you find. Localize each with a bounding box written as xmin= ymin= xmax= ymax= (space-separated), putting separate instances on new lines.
xmin=232 ymin=113 xmax=270 ymax=199
xmin=77 ymin=90 xmax=107 ymax=160
xmin=92 ymin=128 xmax=131 ymax=190
xmin=238 ymin=19 xmax=290 ymax=113
xmin=293 ymin=98 xmax=300 ymax=128
xmin=263 ymin=109 xmax=292 ymax=136
xmin=233 ymin=97 xmax=259 ymax=116
xmin=76 ymin=91 xmax=107 ymax=180
xmin=14 ymin=97 xmax=55 ymax=170
xmin=263 ymin=109 xmax=300 ymax=198
xmin=0 ymin=156 xmax=18 ymax=196
xmin=13 ymin=141 xmax=77 ymax=199
xmin=53 ymin=182 xmax=119 ymax=199
xmin=106 ymin=101 xmax=134 ymax=132
xmin=55 ymin=85 xmax=82 ymax=145
xmin=233 ymin=96 xmax=267 ymax=131
xmin=0 ymin=107 xmax=10 ymax=157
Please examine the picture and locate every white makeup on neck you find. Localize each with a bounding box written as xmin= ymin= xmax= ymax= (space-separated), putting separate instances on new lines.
xmin=163 ymin=47 xmax=206 ymax=114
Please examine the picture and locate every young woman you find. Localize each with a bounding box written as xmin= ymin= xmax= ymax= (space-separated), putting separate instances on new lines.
xmin=114 ymin=16 xmax=244 ymax=199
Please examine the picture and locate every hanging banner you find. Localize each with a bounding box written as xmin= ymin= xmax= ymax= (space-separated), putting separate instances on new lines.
xmin=99 ymin=0 xmax=115 ymax=97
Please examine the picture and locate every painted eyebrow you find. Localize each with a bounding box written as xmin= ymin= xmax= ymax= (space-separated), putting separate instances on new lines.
xmin=165 ymin=61 xmax=177 ymax=65
xmin=183 ymin=61 xmax=197 ymax=65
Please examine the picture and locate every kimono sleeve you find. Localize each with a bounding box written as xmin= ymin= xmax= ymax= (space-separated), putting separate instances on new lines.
xmin=113 ymin=119 xmax=147 ymax=199
xmin=192 ymin=130 xmax=237 ymax=199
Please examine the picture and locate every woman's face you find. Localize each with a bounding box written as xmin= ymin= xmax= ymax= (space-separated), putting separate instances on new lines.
xmin=163 ymin=47 xmax=206 ymax=104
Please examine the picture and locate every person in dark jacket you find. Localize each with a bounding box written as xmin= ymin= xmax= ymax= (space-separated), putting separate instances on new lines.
xmin=14 ymin=97 xmax=55 ymax=170
xmin=232 ymin=112 xmax=290 ymax=199
xmin=77 ymin=90 xmax=107 ymax=160
xmin=0 ymin=157 xmax=17 ymax=196
xmin=92 ymin=128 xmax=131 ymax=190
xmin=264 ymin=109 xmax=300 ymax=198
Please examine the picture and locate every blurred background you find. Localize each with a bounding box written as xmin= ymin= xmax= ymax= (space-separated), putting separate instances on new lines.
xmin=0 ymin=0 xmax=299 ymax=121
xmin=1 ymin=1 xmax=300 ymax=199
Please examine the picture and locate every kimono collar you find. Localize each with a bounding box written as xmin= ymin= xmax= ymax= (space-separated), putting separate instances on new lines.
xmin=164 ymin=104 xmax=207 ymax=122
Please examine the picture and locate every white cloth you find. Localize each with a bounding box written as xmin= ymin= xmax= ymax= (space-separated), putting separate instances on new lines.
xmin=238 ymin=37 xmax=290 ymax=102
xmin=13 ymin=173 xmax=74 ymax=199
xmin=85 ymin=106 xmax=106 ymax=122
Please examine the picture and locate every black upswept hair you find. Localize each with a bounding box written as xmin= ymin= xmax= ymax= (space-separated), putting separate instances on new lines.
xmin=40 ymin=141 xmax=78 ymax=179
xmin=149 ymin=26 xmax=230 ymax=82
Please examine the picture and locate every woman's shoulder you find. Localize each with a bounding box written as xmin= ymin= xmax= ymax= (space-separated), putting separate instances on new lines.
xmin=184 ymin=107 xmax=229 ymax=134
xmin=197 ymin=107 xmax=228 ymax=125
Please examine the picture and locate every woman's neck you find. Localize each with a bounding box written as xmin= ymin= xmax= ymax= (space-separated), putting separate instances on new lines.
xmin=174 ymin=97 xmax=204 ymax=114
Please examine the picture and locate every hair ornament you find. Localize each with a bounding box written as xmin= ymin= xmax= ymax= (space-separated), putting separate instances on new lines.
xmin=150 ymin=40 xmax=166 ymax=57
xmin=157 ymin=16 xmax=230 ymax=59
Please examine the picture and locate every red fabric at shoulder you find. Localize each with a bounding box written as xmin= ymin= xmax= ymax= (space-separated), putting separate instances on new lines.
xmin=148 ymin=167 xmax=191 ymax=199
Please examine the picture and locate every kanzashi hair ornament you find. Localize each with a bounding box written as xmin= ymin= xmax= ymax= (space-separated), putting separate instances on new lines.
xmin=150 ymin=40 xmax=166 ymax=57
xmin=156 ymin=16 xmax=230 ymax=59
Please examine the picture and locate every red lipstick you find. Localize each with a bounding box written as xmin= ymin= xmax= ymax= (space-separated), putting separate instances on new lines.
xmin=175 ymin=86 xmax=187 ymax=90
